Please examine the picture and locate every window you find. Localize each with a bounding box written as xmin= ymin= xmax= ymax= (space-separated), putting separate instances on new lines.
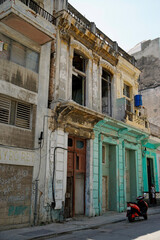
xmin=72 ymin=52 xmax=86 ymax=106
xmin=123 ymin=83 xmax=133 ymax=120
xmin=123 ymin=83 xmax=131 ymax=99
xmin=0 ymin=33 xmax=39 ymax=73
xmin=68 ymin=138 xmax=73 ymax=147
xmin=76 ymin=140 xmax=84 ymax=149
xmin=123 ymin=83 xmax=132 ymax=112
xmin=0 ymin=95 xmax=32 ymax=129
xmin=102 ymin=69 xmax=112 ymax=116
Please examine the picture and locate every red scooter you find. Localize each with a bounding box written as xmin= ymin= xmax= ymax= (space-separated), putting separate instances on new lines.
xmin=127 ymin=196 xmax=148 ymax=222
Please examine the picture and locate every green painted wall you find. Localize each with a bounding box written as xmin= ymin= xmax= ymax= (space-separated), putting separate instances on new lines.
xmin=142 ymin=146 xmax=159 ymax=192
xmin=93 ymin=120 xmax=146 ymax=215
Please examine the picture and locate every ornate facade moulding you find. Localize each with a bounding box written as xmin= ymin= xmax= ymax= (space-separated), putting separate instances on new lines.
xmin=50 ymin=101 xmax=104 ymax=139
xmin=100 ymin=59 xmax=116 ymax=75
xmin=57 ymin=12 xmax=117 ymax=66
xmin=70 ymin=39 xmax=93 ymax=59
xmin=117 ymin=56 xmax=141 ymax=80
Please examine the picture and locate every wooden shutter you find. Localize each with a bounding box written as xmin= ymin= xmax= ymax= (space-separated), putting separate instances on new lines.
xmin=15 ymin=102 xmax=31 ymax=129
xmin=0 ymin=95 xmax=10 ymax=124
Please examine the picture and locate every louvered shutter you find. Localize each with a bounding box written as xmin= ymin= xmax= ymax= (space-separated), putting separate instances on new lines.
xmin=15 ymin=102 xmax=31 ymax=129
xmin=0 ymin=95 xmax=10 ymax=124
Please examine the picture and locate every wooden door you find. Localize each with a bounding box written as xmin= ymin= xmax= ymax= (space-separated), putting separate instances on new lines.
xmin=65 ymin=136 xmax=86 ymax=217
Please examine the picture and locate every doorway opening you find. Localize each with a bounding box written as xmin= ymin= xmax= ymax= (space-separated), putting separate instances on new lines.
xmin=65 ymin=136 xmax=86 ymax=218
xmin=147 ymin=158 xmax=155 ymax=203
xmin=102 ymin=144 xmax=117 ymax=212
xmin=125 ymin=149 xmax=137 ymax=202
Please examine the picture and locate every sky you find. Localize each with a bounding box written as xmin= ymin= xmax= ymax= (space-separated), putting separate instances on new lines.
xmin=68 ymin=0 xmax=160 ymax=52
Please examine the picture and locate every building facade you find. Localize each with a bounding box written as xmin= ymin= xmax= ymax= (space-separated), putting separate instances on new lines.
xmin=47 ymin=0 xmax=150 ymax=221
xmin=129 ymin=38 xmax=160 ymax=202
xmin=0 ymin=0 xmax=56 ymax=229
xmin=0 ymin=0 xmax=158 ymax=229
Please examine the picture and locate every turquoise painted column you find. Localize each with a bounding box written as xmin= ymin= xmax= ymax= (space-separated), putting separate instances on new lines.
xmin=92 ymin=130 xmax=98 ymax=215
xmin=98 ymin=133 xmax=102 ymax=215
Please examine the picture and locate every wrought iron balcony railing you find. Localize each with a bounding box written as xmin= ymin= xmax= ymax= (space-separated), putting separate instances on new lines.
xmin=0 ymin=0 xmax=56 ymax=24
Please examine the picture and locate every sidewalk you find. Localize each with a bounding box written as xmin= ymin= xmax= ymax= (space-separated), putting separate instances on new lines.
xmin=1 ymin=206 xmax=160 ymax=240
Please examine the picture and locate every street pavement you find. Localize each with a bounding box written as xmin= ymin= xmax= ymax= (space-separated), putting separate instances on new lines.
xmin=0 ymin=206 xmax=160 ymax=240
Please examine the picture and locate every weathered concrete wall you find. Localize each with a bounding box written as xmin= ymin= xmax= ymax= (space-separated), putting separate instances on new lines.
xmin=0 ymin=164 xmax=33 ymax=228
xmin=0 ymin=59 xmax=38 ymax=92
xmin=131 ymin=38 xmax=160 ymax=60
xmin=0 ymin=21 xmax=52 ymax=227
xmin=0 ymin=105 xmax=36 ymax=149
xmin=136 ymin=56 xmax=160 ymax=90
xmin=140 ymin=87 xmax=160 ymax=127
xmin=0 ymin=147 xmax=35 ymax=229
xmin=130 ymin=38 xmax=160 ymax=127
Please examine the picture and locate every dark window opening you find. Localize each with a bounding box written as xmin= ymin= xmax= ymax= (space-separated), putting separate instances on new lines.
xmin=102 ymin=70 xmax=112 ymax=116
xmin=72 ymin=52 xmax=86 ymax=106
xmin=76 ymin=155 xmax=79 ymax=170
xmin=145 ymin=121 xmax=148 ymax=128
xmin=68 ymin=138 xmax=73 ymax=147
xmin=73 ymin=52 xmax=85 ymax=72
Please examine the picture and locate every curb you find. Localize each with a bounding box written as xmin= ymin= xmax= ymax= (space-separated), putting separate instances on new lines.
xmin=29 ymin=210 xmax=160 ymax=240
xmin=29 ymin=218 xmax=127 ymax=240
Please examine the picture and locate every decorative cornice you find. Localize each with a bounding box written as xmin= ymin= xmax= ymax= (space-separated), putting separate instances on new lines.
xmin=70 ymin=39 xmax=93 ymax=59
xmin=100 ymin=59 xmax=116 ymax=75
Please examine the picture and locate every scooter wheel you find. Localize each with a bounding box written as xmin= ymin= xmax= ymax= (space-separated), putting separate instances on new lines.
xmin=128 ymin=214 xmax=135 ymax=222
xmin=143 ymin=214 xmax=148 ymax=220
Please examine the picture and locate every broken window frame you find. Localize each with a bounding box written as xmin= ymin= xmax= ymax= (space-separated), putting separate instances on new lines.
xmin=101 ymin=69 xmax=112 ymax=116
xmin=72 ymin=51 xmax=87 ymax=106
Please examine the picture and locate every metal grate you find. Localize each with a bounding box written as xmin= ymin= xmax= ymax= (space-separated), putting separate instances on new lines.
xmin=0 ymin=96 xmax=10 ymax=124
xmin=15 ymin=102 xmax=31 ymax=129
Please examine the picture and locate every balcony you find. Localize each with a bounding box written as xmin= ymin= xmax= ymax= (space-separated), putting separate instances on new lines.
xmin=116 ymin=98 xmax=149 ymax=131
xmin=67 ymin=3 xmax=134 ymax=64
xmin=125 ymin=107 xmax=149 ymax=130
xmin=0 ymin=0 xmax=56 ymax=44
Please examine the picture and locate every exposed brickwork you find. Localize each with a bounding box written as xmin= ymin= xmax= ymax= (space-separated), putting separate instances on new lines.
xmin=48 ymin=40 xmax=55 ymax=105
